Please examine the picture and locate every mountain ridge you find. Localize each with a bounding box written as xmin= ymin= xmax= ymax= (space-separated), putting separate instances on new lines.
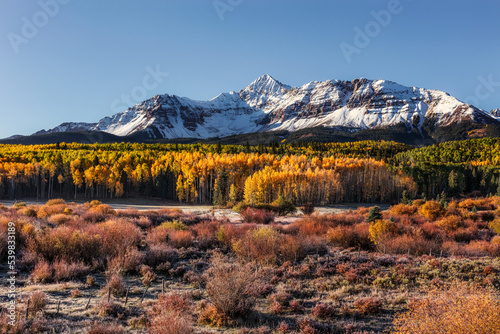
xmin=21 ymin=75 xmax=500 ymax=142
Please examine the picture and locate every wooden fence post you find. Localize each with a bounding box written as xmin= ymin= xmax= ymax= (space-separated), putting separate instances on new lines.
xmin=124 ymin=287 xmax=130 ymax=306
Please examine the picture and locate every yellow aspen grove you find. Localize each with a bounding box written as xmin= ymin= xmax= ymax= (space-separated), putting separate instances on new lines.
xmin=0 ymin=142 xmax=416 ymax=203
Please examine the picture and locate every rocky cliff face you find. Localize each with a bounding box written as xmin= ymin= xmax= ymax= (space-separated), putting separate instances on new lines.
xmin=36 ymin=75 xmax=500 ymax=139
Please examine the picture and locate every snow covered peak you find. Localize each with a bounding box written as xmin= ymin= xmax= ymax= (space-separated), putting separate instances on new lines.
xmin=244 ymin=74 xmax=291 ymax=96
xmin=29 ymin=76 xmax=500 ymax=141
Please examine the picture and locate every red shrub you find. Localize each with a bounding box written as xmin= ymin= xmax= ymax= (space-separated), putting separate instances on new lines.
xmin=240 ymin=208 xmax=275 ymax=225
xmin=378 ymin=234 xmax=441 ymax=256
xmin=87 ymin=219 xmax=141 ymax=257
xmin=53 ymin=259 xmax=90 ymax=281
xmin=169 ymin=230 xmax=194 ymax=249
xmin=82 ymin=211 xmax=106 ymax=223
xmin=418 ymin=222 xmax=446 ymax=242
xmin=107 ymin=248 xmax=145 ymax=274
xmin=312 ymin=303 xmax=336 ymax=319
xmin=354 ymin=297 xmax=382 ymax=315
xmin=280 ymin=235 xmax=306 ymax=262
xmin=290 ymin=299 xmax=303 ymax=312
xmin=31 ymin=260 xmax=53 ymax=283
xmin=29 ymin=291 xmax=47 ymax=316
xmin=135 ymin=216 xmax=152 ymax=229
xmin=451 ymin=227 xmax=478 ymax=243
xmin=105 ymin=273 xmax=126 ymax=296
xmin=94 ymin=297 xmax=125 ymax=317
xmin=156 ymin=208 xmax=184 ymax=220
xmin=232 ymin=227 xmax=281 ymax=265
xmin=145 ymin=244 xmax=178 ymax=268
xmin=270 ymin=301 xmax=286 ymax=315
xmin=147 ymin=226 xmax=169 ymax=244
xmin=148 ymin=293 xmax=193 ymax=334
xmin=29 ymin=226 xmax=102 ymax=263
xmin=215 ymin=223 xmax=256 ymax=248
xmin=332 ymin=211 xmax=366 ymax=226
xmin=465 ymin=240 xmax=500 ymax=257
xmin=299 ymin=221 xmax=329 ymax=236
xmin=192 ymin=220 xmax=220 ymax=249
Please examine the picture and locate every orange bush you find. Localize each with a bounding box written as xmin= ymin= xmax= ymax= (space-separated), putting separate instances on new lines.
xmin=369 ymin=219 xmax=397 ymax=244
xmin=37 ymin=203 xmax=68 ymax=218
xmin=326 ymin=223 xmax=372 ymax=250
xmin=420 ymin=201 xmax=444 ymax=221
xmin=232 ymin=226 xmax=280 ymax=265
xmin=458 ymin=198 xmax=496 ymax=210
xmin=435 ymin=215 xmax=465 ymax=232
xmin=489 ymin=219 xmax=500 ymax=234
xmin=412 ymin=199 xmax=426 ymax=207
xmin=198 ymin=303 xmax=229 ymax=327
xmin=89 ymin=204 xmax=116 ymax=215
xmin=392 ymin=283 xmax=500 ymax=333
xmin=299 ymin=221 xmax=329 ymax=236
xmin=389 ymin=204 xmax=417 ymax=216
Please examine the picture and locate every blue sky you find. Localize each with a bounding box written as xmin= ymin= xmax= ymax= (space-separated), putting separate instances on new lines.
xmin=0 ymin=0 xmax=499 ymax=138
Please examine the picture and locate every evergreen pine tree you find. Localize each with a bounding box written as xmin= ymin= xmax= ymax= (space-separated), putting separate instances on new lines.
xmin=368 ymin=206 xmax=382 ymax=222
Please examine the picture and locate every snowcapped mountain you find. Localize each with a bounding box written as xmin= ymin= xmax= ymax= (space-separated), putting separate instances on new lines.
xmin=34 ymin=122 xmax=97 ymax=136
xmin=35 ymin=75 xmax=500 ymax=140
xmin=490 ymin=109 xmax=500 ymax=118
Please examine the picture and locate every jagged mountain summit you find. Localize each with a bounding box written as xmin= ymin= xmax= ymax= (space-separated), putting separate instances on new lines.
xmin=490 ymin=108 xmax=500 ymax=118
xmin=34 ymin=75 xmax=500 ymax=140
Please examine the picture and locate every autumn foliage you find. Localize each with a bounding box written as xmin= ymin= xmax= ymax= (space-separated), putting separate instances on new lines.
xmin=0 ymin=142 xmax=414 ymax=206
xmin=392 ymin=283 xmax=500 ymax=334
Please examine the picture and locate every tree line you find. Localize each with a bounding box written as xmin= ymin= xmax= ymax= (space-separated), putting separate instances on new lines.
xmin=0 ymin=142 xmax=414 ymax=205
